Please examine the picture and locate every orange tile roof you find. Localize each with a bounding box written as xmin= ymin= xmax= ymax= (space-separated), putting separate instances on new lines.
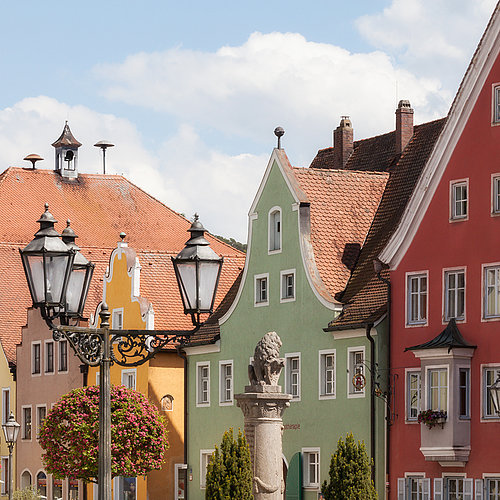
xmin=1 ymin=167 xmax=245 ymax=363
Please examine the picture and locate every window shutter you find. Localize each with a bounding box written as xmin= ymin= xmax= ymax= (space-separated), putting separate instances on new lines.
xmin=434 ymin=478 xmax=443 ymax=500
xmin=464 ymin=478 xmax=473 ymax=500
xmin=475 ymin=479 xmax=483 ymax=500
xmin=285 ymin=452 xmax=302 ymax=500
xmin=397 ymin=478 xmax=405 ymax=500
xmin=423 ymin=478 xmax=430 ymax=500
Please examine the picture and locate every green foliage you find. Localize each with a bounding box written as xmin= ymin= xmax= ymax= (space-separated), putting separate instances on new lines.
xmin=213 ymin=235 xmax=247 ymax=253
xmin=205 ymin=428 xmax=253 ymax=499
xmin=321 ymin=433 xmax=377 ymax=500
xmin=13 ymin=488 xmax=43 ymax=500
xmin=39 ymin=385 xmax=169 ymax=482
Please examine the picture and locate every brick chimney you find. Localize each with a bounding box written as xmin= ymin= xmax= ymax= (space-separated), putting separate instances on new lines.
xmin=395 ymin=100 xmax=414 ymax=155
xmin=333 ymin=116 xmax=353 ymax=169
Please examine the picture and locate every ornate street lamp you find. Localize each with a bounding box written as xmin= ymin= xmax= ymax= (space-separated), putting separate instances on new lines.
xmin=2 ymin=412 xmax=20 ymax=500
xmin=20 ymin=206 xmax=223 ymax=500
xmin=489 ymin=374 xmax=500 ymax=416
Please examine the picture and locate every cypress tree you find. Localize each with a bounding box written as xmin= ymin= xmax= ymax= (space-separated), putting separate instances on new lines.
xmin=321 ymin=433 xmax=377 ymax=500
xmin=205 ymin=428 xmax=253 ymax=499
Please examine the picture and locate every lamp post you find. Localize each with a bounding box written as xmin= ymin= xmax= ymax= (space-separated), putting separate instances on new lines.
xmin=489 ymin=374 xmax=500 ymax=415
xmin=2 ymin=412 xmax=20 ymax=500
xmin=20 ymin=206 xmax=223 ymax=500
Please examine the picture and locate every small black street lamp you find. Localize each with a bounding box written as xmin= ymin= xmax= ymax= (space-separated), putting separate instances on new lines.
xmin=2 ymin=412 xmax=20 ymax=500
xmin=20 ymin=206 xmax=222 ymax=500
xmin=489 ymin=374 xmax=500 ymax=416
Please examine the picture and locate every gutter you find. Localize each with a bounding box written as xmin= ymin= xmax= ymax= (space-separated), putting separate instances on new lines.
xmin=365 ymin=323 xmax=376 ymax=486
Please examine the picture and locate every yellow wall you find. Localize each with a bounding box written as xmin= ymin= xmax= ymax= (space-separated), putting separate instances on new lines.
xmin=0 ymin=347 xmax=15 ymax=498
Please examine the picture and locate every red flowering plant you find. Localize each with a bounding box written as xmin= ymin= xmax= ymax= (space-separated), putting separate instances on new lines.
xmin=417 ymin=409 xmax=447 ymax=428
xmin=39 ymin=385 xmax=169 ymax=482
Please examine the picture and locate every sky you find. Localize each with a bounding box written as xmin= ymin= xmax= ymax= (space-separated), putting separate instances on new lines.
xmin=0 ymin=0 xmax=497 ymax=242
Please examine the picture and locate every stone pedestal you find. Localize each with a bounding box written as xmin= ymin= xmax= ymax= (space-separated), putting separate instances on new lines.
xmin=236 ymin=388 xmax=291 ymax=500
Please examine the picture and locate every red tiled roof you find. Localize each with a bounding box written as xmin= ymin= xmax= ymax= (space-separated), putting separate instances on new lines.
xmin=1 ymin=167 xmax=245 ymax=363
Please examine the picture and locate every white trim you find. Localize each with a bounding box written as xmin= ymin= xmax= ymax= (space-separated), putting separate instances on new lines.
xmin=301 ymin=447 xmax=320 ymax=489
xmin=280 ymin=268 xmax=296 ymax=303
xmin=35 ymin=404 xmax=47 ymax=439
xmin=199 ymin=449 xmax=215 ymax=489
xmin=254 ymin=273 xmax=269 ymax=307
xmin=480 ymin=363 xmax=500 ymax=421
xmin=285 ymin=352 xmax=301 ymax=401
xmin=268 ymin=206 xmax=282 ymax=255
xmin=482 ymin=262 xmax=500 ymax=321
xmin=318 ymin=349 xmax=336 ymax=400
xmin=1 ymin=456 xmax=9 ymax=496
xmin=174 ymin=463 xmax=187 ymax=500
xmin=379 ymin=8 xmax=500 ymax=268
xmin=424 ymin=364 xmax=449 ymax=412
xmin=21 ymin=405 xmax=32 ymax=441
xmin=196 ymin=362 xmax=210 ymax=408
xmin=57 ymin=339 xmax=69 ymax=373
xmin=184 ymin=340 xmax=221 ymax=356
xmin=112 ymin=308 xmax=124 ymax=330
xmin=492 ymin=82 xmax=500 ymax=125
xmin=218 ymin=360 xmax=234 ymax=406
xmin=31 ymin=341 xmax=41 ymax=377
xmin=449 ymin=178 xmax=469 ymax=222
xmin=491 ymin=173 xmax=500 ymax=215
xmin=1 ymin=388 xmax=10 ymax=425
xmin=330 ymin=328 xmax=377 ymax=340
xmin=19 ymin=469 xmax=32 ymax=490
xmin=442 ymin=266 xmax=467 ymax=324
xmin=404 ymin=472 xmax=427 ymax=478
xmin=44 ymin=340 xmax=55 ymax=375
xmin=121 ymin=368 xmax=137 ymax=390
xmin=405 ymin=368 xmax=421 ymax=423
xmin=405 ymin=271 xmax=429 ymax=327
xmin=347 ymin=346 xmax=366 ymax=398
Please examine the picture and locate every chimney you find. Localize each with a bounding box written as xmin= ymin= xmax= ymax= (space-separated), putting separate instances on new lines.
xmin=395 ymin=100 xmax=414 ymax=155
xmin=333 ymin=116 xmax=353 ymax=169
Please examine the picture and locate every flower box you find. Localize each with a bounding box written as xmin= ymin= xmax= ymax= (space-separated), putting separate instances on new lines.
xmin=418 ymin=409 xmax=447 ymax=429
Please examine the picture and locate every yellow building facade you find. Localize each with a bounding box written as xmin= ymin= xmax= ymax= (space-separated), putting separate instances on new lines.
xmin=0 ymin=348 xmax=15 ymax=499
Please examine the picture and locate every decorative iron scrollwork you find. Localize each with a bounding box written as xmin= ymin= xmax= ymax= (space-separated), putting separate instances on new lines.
xmin=53 ymin=328 xmax=103 ymax=366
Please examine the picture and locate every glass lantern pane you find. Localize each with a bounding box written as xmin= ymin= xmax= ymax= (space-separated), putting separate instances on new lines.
xmin=198 ymin=261 xmax=220 ymax=310
xmin=45 ymin=254 xmax=71 ymax=304
xmin=177 ymin=262 xmax=197 ymax=310
xmin=26 ymin=255 xmax=45 ymax=303
xmin=66 ymin=268 xmax=86 ymax=314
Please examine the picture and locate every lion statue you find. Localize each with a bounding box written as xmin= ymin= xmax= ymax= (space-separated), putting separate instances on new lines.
xmin=248 ymin=332 xmax=285 ymax=386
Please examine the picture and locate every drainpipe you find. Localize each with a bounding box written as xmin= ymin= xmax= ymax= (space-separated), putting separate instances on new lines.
xmin=80 ymin=364 xmax=88 ymax=500
xmin=365 ymin=323 xmax=376 ymax=486
xmin=176 ymin=346 xmax=189 ymax=500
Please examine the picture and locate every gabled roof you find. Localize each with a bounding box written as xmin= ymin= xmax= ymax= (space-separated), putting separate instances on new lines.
xmin=4 ymin=167 xmax=245 ymax=363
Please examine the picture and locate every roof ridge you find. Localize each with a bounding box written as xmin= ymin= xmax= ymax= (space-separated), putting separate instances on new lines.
xmin=294 ymin=166 xmax=390 ymax=178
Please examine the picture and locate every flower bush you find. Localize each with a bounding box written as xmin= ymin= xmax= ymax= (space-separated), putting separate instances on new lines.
xmin=417 ymin=409 xmax=447 ymax=428
xmin=39 ymin=385 xmax=169 ymax=482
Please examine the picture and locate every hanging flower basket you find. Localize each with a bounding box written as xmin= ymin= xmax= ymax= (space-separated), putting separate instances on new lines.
xmin=418 ymin=409 xmax=447 ymax=428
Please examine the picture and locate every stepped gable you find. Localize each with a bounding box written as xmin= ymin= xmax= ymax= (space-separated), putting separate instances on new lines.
xmin=330 ymin=118 xmax=447 ymax=328
xmin=1 ymin=167 xmax=245 ymax=363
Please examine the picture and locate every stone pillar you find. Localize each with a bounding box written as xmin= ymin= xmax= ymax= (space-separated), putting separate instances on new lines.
xmin=235 ymin=332 xmax=291 ymax=500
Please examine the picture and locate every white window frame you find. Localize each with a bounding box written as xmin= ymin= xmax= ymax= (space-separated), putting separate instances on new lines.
xmin=35 ymin=404 xmax=47 ymax=438
xmin=318 ymin=349 xmax=336 ymax=400
xmin=483 ymin=264 xmax=500 ymax=320
xmin=44 ymin=340 xmax=54 ymax=374
xmin=302 ymin=448 xmax=320 ymax=489
xmin=112 ymin=308 xmax=124 ymax=330
xmin=399 ymin=475 xmax=430 ymax=500
xmin=279 ymin=269 xmax=296 ymax=303
xmin=2 ymin=388 xmax=10 ymax=425
xmin=254 ymin=273 xmax=269 ymax=307
xmin=285 ymin=353 xmax=301 ymax=401
xmin=21 ymin=405 xmax=32 ymax=441
xmin=58 ymin=339 xmax=69 ymax=373
xmin=31 ymin=341 xmax=41 ymax=376
xmin=219 ymin=360 xmax=233 ymax=406
xmin=492 ymin=83 xmax=500 ymax=125
xmin=200 ymin=449 xmax=215 ymax=489
xmin=113 ymin=476 xmax=136 ymax=500
xmin=405 ymin=369 xmax=421 ymax=422
xmin=483 ymin=476 xmax=500 ymax=499
xmin=458 ymin=367 xmax=470 ymax=420
xmin=1 ymin=456 xmax=9 ymax=495
xmin=443 ymin=268 xmax=466 ymax=322
xmin=450 ymin=179 xmax=469 ymax=221
xmin=268 ymin=206 xmax=282 ymax=254
xmin=347 ymin=346 xmax=366 ymax=398
xmin=443 ymin=476 xmax=473 ymax=500
xmin=406 ymin=272 xmax=428 ymax=326
xmin=482 ymin=365 xmax=500 ymax=420
xmin=121 ymin=369 xmax=137 ymax=390
xmin=174 ymin=463 xmax=188 ymax=500
xmin=196 ymin=362 xmax=210 ymax=407
xmin=491 ymin=174 xmax=500 ymax=215
xmin=425 ymin=366 xmax=448 ymax=412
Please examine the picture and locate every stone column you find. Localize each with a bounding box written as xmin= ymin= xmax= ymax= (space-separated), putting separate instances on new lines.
xmin=235 ymin=332 xmax=291 ymax=500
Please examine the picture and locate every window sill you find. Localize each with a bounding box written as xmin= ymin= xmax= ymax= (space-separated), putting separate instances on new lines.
xmin=319 ymin=394 xmax=336 ymax=401
xmin=254 ymin=301 xmax=269 ymax=308
xmin=449 ymin=216 xmax=469 ymax=223
xmin=219 ymin=401 xmax=234 ymax=407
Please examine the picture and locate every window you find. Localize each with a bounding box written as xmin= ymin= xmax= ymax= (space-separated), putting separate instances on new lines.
xmin=219 ymin=361 xmax=233 ymax=405
xmin=36 ymin=405 xmax=46 ymax=438
xmin=280 ymin=269 xmax=295 ymax=302
xmin=20 ymin=470 xmax=32 ymax=490
xmin=112 ymin=308 xmax=124 ymax=330
xmin=483 ymin=366 xmax=500 ymax=418
xmin=397 ymin=476 xmax=430 ymax=500
xmin=36 ymin=472 xmax=47 ymax=498
xmin=285 ymin=354 xmax=301 ymax=400
xmin=484 ymin=266 xmax=500 ymax=318
xmin=492 ymin=176 xmax=500 ymax=214
xmin=175 ymin=464 xmax=187 ymax=500
xmin=32 ymin=342 xmax=41 ymax=375
xmin=200 ymin=450 xmax=215 ymax=489
xmin=113 ymin=477 xmax=136 ymax=500
xmin=428 ymin=368 xmax=448 ymax=412
xmin=406 ymin=371 xmax=421 ymax=421
xmin=486 ymin=478 xmax=500 ymax=499
xmin=444 ymin=477 xmax=472 ymax=500
xmin=269 ymin=208 xmax=281 ymax=252
xmin=451 ymin=181 xmax=468 ymax=220
xmin=348 ymin=348 xmax=365 ymax=397
xmin=2 ymin=388 xmax=10 ymax=424
xmin=197 ymin=362 xmax=210 ymax=406
xmin=69 ymin=479 xmax=79 ymax=500
xmin=45 ymin=341 xmax=54 ymax=373
xmin=302 ymin=449 xmax=320 ymax=488
xmin=255 ymin=274 xmax=269 ymax=305
xmin=493 ymin=84 xmax=500 ymax=124
xmin=1 ymin=457 xmax=8 ymax=495
xmin=121 ymin=369 xmax=136 ymax=390
xmin=53 ymin=477 xmax=63 ymax=500
xmin=444 ymin=270 xmax=465 ymax=321
xmin=22 ymin=406 xmax=32 ymax=440
xmin=319 ymin=350 xmax=336 ymax=398
xmin=59 ymin=340 xmax=68 ymax=372
xmin=407 ymin=273 xmax=427 ymax=325
xmin=459 ymin=368 xmax=470 ymax=419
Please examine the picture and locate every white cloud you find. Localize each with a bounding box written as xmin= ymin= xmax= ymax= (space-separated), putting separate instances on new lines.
xmin=94 ymin=32 xmax=449 ymax=165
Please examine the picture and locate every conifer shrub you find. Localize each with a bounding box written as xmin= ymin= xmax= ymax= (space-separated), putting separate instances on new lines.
xmin=205 ymin=428 xmax=253 ymax=499
xmin=321 ymin=433 xmax=377 ymax=500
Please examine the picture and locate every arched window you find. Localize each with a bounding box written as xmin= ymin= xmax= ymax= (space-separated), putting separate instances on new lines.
xmin=161 ymin=394 xmax=174 ymax=412
xmin=36 ymin=471 xmax=47 ymax=497
xmin=269 ymin=208 xmax=281 ymax=252
xmin=20 ymin=470 xmax=32 ymax=489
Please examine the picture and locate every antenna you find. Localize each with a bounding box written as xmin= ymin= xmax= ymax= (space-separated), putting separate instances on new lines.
xmin=23 ymin=154 xmax=44 ymax=169
xmin=94 ymin=141 xmax=114 ymax=174
xmin=274 ymin=127 xmax=285 ymax=149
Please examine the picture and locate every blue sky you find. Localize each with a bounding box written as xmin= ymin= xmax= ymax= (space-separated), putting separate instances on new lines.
xmin=0 ymin=0 xmax=496 ymax=241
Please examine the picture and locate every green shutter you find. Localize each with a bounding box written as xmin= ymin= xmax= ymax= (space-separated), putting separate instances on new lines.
xmin=285 ymin=452 xmax=302 ymax=500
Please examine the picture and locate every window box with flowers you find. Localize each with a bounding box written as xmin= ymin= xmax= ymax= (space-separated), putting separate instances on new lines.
xmin=418 ymin=410 xmax=447 ymax=428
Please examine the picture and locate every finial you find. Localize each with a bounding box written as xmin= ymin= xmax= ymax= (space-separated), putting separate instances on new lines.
xmin=274 ymin=127 xmax=285 ymax=149
xmin=66 ymin=219 xmax=71 ymax=227
xmin=193 ymin=213 xmax=199 ymax=222
xmin=44 ymin=203 xmax=49 ymax=212
xmin=120 ymin=232 xmax=126 ymax=241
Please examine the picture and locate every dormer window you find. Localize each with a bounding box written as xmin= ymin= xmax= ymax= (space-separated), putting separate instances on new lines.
xmin=268 ymin=207 xmax=281 ymax=253
xmin=493 ymin=84 xmax=500 ymax=124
